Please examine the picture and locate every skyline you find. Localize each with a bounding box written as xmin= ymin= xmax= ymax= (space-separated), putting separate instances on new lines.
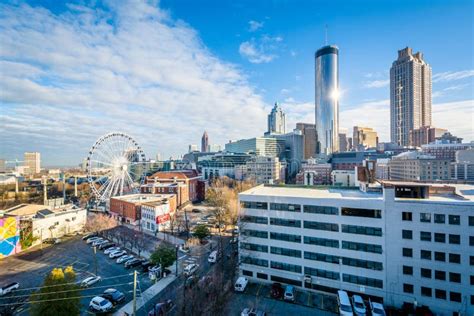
xmin=1 ymin=0 xmax=473 ymax=166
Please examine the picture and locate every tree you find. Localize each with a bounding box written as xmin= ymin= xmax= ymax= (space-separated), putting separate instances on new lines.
xmin=84 ymin=213 xmax=117 ymax=234
xmin=30 ymin=266 xmax=80 ymax=316
xmin=193 ymin=224 xmax=210 ymax=241
xmin=150 ymin=245 xmax=176 ymax=268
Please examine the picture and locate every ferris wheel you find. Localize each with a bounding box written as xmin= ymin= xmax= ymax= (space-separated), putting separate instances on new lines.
xmin=87 ymin=132 xmax=146 ymax=202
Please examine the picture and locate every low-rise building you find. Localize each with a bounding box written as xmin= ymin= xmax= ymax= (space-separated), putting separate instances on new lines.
xmin=295 ymin=160 xmax=332 ymax=185
xmin=409 ymin=126 xmax=446 ymax=147
xmin=421 ymin=142 xmax=474 ymax=162
xmin=140 ymin=195 xmax=177 ymax=235
xmin=331 ymin=170 xmax=356 ymax=187
xmin=451 ymin=148 xmax=474 ymax=183
xmin=389 ymin=151 xmax=450 ymax=181
xmin=109 ymin=194 xmax=172 ymax=225
xmin=235 ymin=156 xmax=282 ymax=184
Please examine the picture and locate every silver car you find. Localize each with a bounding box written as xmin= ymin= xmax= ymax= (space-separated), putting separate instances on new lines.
xmin=104 ymin=247 xmax=121 ymax=255
xmin=109 ymin=250 xmax=127 ymax=259
xmin=116 ymin=255 xmax=134 ymax=264
xmin=80 ymin=276 xmax=101 ymax=288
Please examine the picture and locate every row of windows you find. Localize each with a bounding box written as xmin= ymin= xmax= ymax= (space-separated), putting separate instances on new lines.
xmin=342 ymin=273 xmax=383 ymax=289
xmin=341 ymin=224 xmax=382 ymax=237
xmin=304 ymin=236 xmax=339 ymax=248
xmin=241 ymin=215 xmax=267 ymax=224
xmin=271 ymin=246 xmax=301 ymax=258
xmin=270 ymin=203 xmax=301 ymax=212
xmin=304 ymin=251 xmax=339 ymax=264
xmin=342 ymin=241 xmax=383 ymax=254
xmin=305 ymin=267 xmax=339 ymax=280
xmin=270 ymin=261 xmax=302 ymax=273
xmin=402 ymin=230 xmax=462 ymax=244
xmin=303 ymin=251 xmax=383 ymax=271
xmin=403 ymin=212 xmax=463 ymax=225
xmin=304 ymin=220 xmax=338 ymax=232
xmin=418 ymin=268 xmax=462 ymax=283
xmin=403 ymin=284 xmax=463 ymax=303
xmin=270 ymin=232 xmax=301 ymax=243
xmin=341 ymin=207 xmax=382 ymax=219
xmin=303 ymin=205 xmax=338 ymax=215
xmin=241 ymin=229 xmax=268 ymax=239
xmin=241 ymin=201 xmax=268 ymax=209
xmin=270 ymin=218 xmax=301 ymax=228
xmin=240 ymin=242 xmax=268 ymax=253
xmin=403 ymin=248 xmax=464 ymax=261
xmin=241 ymin=256 xmax=268 ymax=267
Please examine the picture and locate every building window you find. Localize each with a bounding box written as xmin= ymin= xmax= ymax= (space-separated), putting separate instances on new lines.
xmin=435 ymin=289 xmax=446 ymax=300
xmin=470 ymin=236 xmax=474 ymax=246
xmin=420 ymin=268 xmax=431 ymax=278
xmin=304 ymin=251 xmax=339 ymax=264
xmin=341 ymin=224 xmax=382 ymax=237
xmin=449 ymin=253 xmax=461 ymax=264
xmin=403 ymin=265 xmax=413 ymax=275
xmin=448 ymin=215 xmax=460 ymax=225
xmin=342 ymin=274 xmax=383 ymax=289
xmin=303 ymin=205 xmax=338 ymax=215
xmin=241 ymin=242 xmax=268 ymax=253
xmin=303 ymin=220 xmax=338 ymax=232
xmin=341 ymin=207 xmax=381 ymax=219
xmin=241 ymin=215 xmax=268 ymax=225
xmin=403 ymin=283 xmax=414 ymax=294
xmin=341 ymin=257 xmax=383 ymax=271
xmin=434 ymin=233 xmax=446 ymax=243
xmin=270 ymin=218 xmax=301 ymax=228
xmin=469 ymin=216 xmax=474 ymax=226
xmin=241 ymin=201 xmax=268 ymax=210
xmin=271 ymin=246 xmax=301 ymax=258
xmin=434 ymin=214 xmax=445 ymax=224
xmin=420 ymin=250 xmax=431 ymax=260
xmin=241 ymin=256 xmax=268 ymax=267
xmin=449 ymin=272 xmax=461 ymax=283
xmin=270 ymin=203 xmax=301 ymax=212
xmin=403 ymin=248 xmax=413 ymax=257
xmin=421 ymin=286 xmax=432 ymax=297
xmin=270 ymin=232 xmax=301 ymax=243
xmin=450 ymin=292 xmax=461 ymax=303
xmin=241 ymin=229 xmax=268 ymax=239
xmin=304 ymin=267 xmax=340 ymax=280
xmin=242 ymin=270 xmax=253 ymax=277
xmin=434 ymin=252 xmax=445 ymax=262
xmin=304 ymin=236 xmax=338 ymax=248
xmin=471 ymin=275 xmax=474 ymax=285
xmin=420 ymin=231 xmax=431 ymax=241
xmin=270 ymin=261 xmax=302 ymax=273
xmin=471 ymin=256 xmax=474 ymax=266
xmin=257 ymin=273 xmax=267 ymax=280
xmin=449 ymin=234 xmax=461 ymax=245
xmin=435 ymin=270 xmax=446 ymax=280
xmin=420 ymin=213 xmax=431 ymax=223
xmin=402 ymin=212 xmax=412 ymax=221
xmin=402 ymin=230 xmax=413 ymax=239
xmin=270 ymin=275 xmax=302 ymax=287
xmin=342 ymin=241 xmax=382 ymax=254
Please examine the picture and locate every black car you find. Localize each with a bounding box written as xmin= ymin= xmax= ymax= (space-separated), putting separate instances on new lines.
xmin=141 ymin=261 xmax=153 ymax=272
xmin=99 ymin=242 xmax=115 ymax=250
xmin=124 ymin=259 xmax=144 ymax=269
xmin=101 ymin=288 xmax=125 ymax=305
xmin=82 ymin=233 xmax=98 ymax=240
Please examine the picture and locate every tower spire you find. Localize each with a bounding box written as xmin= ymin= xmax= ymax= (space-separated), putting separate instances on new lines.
xmin=325 ymin=24 xmax=328 ymax=45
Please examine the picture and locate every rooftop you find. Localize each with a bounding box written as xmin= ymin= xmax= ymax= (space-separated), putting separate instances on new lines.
xmin=111 ymin=193 xmax=174 ymax=203
xmin=3 ymin=203 xmax=84 ymax=217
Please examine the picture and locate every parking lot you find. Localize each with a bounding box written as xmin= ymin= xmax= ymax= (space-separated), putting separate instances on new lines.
xmin=0 ymin=235 xmax=155 ymax=315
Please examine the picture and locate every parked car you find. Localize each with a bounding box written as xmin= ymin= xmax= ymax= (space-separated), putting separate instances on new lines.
xmin=191 ymin=208 xmax=201 ymax=213
xmin=92 ymin=239 xmax=108 ymax=247
xmin=104 ymin=247 xmax=121 ymax=255
xmin=270 ymin=282 xmax=284 ymax=299
xmin=208 ymin=250 xmax=219 ymax=263
xmin=351 ymin=295 xmax=367 ymax=316
xmin=183 ymin=263 xmax=199 ymax=276
xmin=149 ymin=265 xmax=162 ymax=273
xmin=0 ymin=282 xmax=19 ymax=296
xmin=241 ymin=307 xmax=266 ymax=316
xmin=80 ymin=276 xmax=102 ymax=288
xmin=43 ymin=238 xmax=61 ymax=244
xmin=234 ymin=277 xmax=248 ymax=292
xmin=86 ymin=237 xmax=102 ymax=244
xmin=337 ymin=290 xmax=354 ymax=316
xmin=101 ymin=288 xmax=125 ymax=305
xmin=284 ymin=285 xmax=295 ymax=302
xmin=148 ymin=299 xmax=175 ymax=316
xmin=99 ymin=242 xmax=115 ymax=250
xmin=184 ymin=275 xmax=197 ymax=289
xmin=89 ymin=296 xmax=113 ymax=312
xmin=369 ymin=299 xmax=386 ymax=316
xmin=124 ymin=258 xmax=144 ymax=269
xmin=117 ymin=255 xmax=134 ymax=264
xmin=82 ymin=233 xmax=98 ymax=240
xmin=109 ymin=250 xmax=127 ymax=259
xmin=179 ymin=245 xmax=190 ymax=253
xmin=141 ymin=261 xmax=153 ymax=272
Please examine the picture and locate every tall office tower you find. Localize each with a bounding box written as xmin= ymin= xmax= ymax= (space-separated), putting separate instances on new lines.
xmin=353 ymin=126 xmax=378 ymax=150
xmin=315 ymin=45 xmax=339 ymax=158
xmin=267 ymin=102 xmax=286 ymax=135
xmin=390 ymin=47 xmax=432 ymax=146
xmin=201 ymin=131 xmax=209 ymax=153
xmin=188 ymin=144 xmax=198 ymax=153
xmin=409 ymin=126 xmax=447 ymax=147
xmin=338 ymin=133 xmax=348 ymax=152
xmin=24 ymin=152 xmax=41 ymax=175
xmin=296 ymin=123 xmax=317 ymax=159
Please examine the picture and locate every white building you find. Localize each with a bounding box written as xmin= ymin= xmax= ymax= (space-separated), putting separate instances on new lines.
xmin=140 ymin=196 xmax=174 ymax=235
xmin=235 ymin=156 xmax=282 ymax=185
xmin=23 ymin=152 xmax=41 ymax=175
xmin=331 ymin=170 xmax=356 ymax=187
xmin=238 ymin=182 xmax=473 ymax=315
xmin=266 ymin=102 xmax=286 ymax=135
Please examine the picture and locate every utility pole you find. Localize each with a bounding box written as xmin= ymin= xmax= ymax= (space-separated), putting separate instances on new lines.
xmin=93 ymin=246 xmax=98 ymax=276
xmin=132 ymin=270 xmax=138 ymax=316
xmin=43 ymin=176 xmax=47 ymax=205
xmin=40 ymin=228 xmax=43 ymax=254
xmin=74 ymin=176 xmax=78 ymax=197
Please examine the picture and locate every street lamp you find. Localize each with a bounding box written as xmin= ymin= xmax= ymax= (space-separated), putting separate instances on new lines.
xmin=175 ymin=244 xmax=179 ymax=276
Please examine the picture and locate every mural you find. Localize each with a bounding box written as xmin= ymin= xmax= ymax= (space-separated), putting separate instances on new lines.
xmin=0 ymin=217 xmax=21 ymax=259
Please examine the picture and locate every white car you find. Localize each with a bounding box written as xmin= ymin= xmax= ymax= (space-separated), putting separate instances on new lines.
xmin=183 ymin=263 xmax=199 ymax=276
xmin=86 ymin=237 xmax=102 ymax=244
xmin=0 ymin=282 xmax=19 ymax=296
xmin=241 ymin=307 xmax=266 ymax=316
xmin=92 ymin=239 xmax=107 ymax=247
xmin=149 ymin=265 xmax=161 ymax=273
xmin=104 ymin=247 xmax=120 ymax=255
xmin=234 ymin=277 xmax=248 ymax=292
xmin=80 ymin=276 xmax=102 ymax=288
xmin=109 ymin=250 xmax=127 ymax=259
xmin=179 ymin=245 xmax=190 ymax=253
xmin=116 ymin=254 xmax=134 ymax=264
xmin=369 ymin=299 xmax=386 ymax=316
xmin=351 ymin=295 xmax=367 ymax=316
xmin=89 ymin=296 xmax=113 ymax=312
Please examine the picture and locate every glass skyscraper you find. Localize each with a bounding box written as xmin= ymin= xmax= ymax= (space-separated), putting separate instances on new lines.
xmin=315 ymin=45 xmax=339 ymax=159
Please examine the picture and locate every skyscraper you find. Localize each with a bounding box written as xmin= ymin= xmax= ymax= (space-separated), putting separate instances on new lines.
xmin=296 ymin=123 xmax=317 ymax=159
xmin=201 ymin=131 xmax=209 ymax=153
xmin=266 ymin=102 xmax=286 ymax=135
xmin=353 ymin=126 xmax=378 ymax=150
xmin=390 ymin=47 xmax=432 ymax=146
xmin=24 ymin=152 xmax=40 ymax=175
xmin=315 ymin=45 xmax=339 ymax=158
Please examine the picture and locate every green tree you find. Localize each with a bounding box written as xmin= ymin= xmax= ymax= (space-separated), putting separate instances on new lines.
xmin=150 ymin=245 xmax=176 ymax=268
xmin=193 ymin=224 xmax=210 ymax=241
xmin=30 ymin=266 xmax=80 ymax=316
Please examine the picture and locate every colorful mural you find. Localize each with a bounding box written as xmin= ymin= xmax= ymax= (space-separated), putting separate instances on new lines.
xmin=0 ymin=217 xmax=21 ymax=259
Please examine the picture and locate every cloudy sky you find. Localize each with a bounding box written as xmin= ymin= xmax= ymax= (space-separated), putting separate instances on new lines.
xmin=1 ymin=0 xmax=473 ymax=166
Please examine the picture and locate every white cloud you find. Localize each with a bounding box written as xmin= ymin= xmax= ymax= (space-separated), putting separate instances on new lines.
xmin=364 ymin=79 xmax=389 ymax=88
xmin=432 ymin=100 xmax=474 ymax=140
xmin=248 ymin=20 xmax=264 ymax=32
xmin=433 ymin=70 xmax=474 ymax=82
xmin=239 ymin=35 xmax=283 ymax=64
xmin=0 ymin=1 xmax=269 ymax=165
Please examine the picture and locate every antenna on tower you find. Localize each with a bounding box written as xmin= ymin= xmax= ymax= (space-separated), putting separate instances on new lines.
xmin=325 ymin=24 xmax=328 ymax=45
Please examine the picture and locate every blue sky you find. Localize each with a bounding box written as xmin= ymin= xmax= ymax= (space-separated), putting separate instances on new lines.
xmin=0 ymin=0 xmax=473 ymax=166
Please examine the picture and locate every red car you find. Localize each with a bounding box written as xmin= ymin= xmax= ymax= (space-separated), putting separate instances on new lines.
xmin=271 ymin=283 xmax=284 ymax=299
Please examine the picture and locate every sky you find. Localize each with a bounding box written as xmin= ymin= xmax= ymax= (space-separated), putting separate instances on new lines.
xmin=1 ymin=0 xmax=473 ymax=166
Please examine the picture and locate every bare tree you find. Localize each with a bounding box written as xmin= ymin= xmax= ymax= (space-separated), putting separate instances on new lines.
xmin=84 ymin=213 xmax=117 ymax=234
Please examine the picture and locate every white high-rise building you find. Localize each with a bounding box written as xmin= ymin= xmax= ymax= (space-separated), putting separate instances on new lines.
xmin=23 ymin=152 xmax=41 ymax=175
xmin=267 ymin=102 xmax=286 ymax=135
xmin=390 ymin=47 xmax=432 ymax=146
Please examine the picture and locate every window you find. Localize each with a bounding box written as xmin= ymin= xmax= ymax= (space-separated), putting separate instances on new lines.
xmin=241 ymin=215 xmax=268 ymax=224
xmin=402 ymin=230 xmax=413 ymax=239
xmin=434 ymin=214 xmax=445 ymax=224
xmin=271 ymin=246 xmax=301 ymax=258
xmin=342 ymin=241 xmax=382 ymax=254
xmin=341 ymin=207 xmax=381 ymax=219
xmin=341 ymin=257 xmax=383 ymax=271
xmin=420 ymin=268 xmax=431 ymax=278
xmin=242 ymin=270 xmax=253 ymax=277
xmin=420 ymin=213 xmax=431 ymax=223
xmin=304 ymin=236 xmax=338 ymax=248
xmin=421 ymin=250 xmax=431 ymax=260
xmin=342 ymin=274 xmax=383 ymax=289
xmin=270 ymin=203 xmax=301 ymax=212
xmin=270 ymin=232 xmax=301 ymax=243
xmin=403 ymin=283 xmax=414 ymax=294
xmin=270 ymin=218 xmax=301 ymax=228
xmin=270 ymin=275 xmax=301 ymax=287
xmin=471 ymin=275 xmax=474 ymax=285
xmin=449 ymin=253 xmax=461 ymax=264
xmin=304 ymin=251 xmax=339 ymax=264
xmin=304 ymin=220 xmax=338 ymax=232
xmin=449 ymin=234 xmax=461 ymax=245
xmin=402 ymin=212 xmax=412 ymax=221
xmin=241 ymin=257 xmax=268 ymax=267
xmin=305 ymin=267 xmax=339 ymax=280
xmin=403 ymin=265 xmax=413 ymax=275
xmin=435 ymin=289 xmax=446 ymax=300
xmin=450 ymin=292 xmax=461 ymax=303
xmin=420 ymin=231 xmax=431 ymax=241
xmin=471 ymin=295 xmax=474 ymax=306
xmin=449 ymin=272 xmax=461 ymax=283
xmin=434 ymin=233 xmax=446 ymax=243
xmin=257 ymin=273 xmax=267 ymax=280
xmin=421 ymin=286 xmax=432 ymax=297
xmin=433 ymin=251 xmax=446 ymax=262
xmin=435 ymin=270 xmax=446 ymax=280
xmin=470 ymin=236 xmax=474 ymax=246
xmin=303 ymin=205 xmax=338 ymax=215
xmin=471 ymin=256 xmax=474 ymax=265
xmin=448 ymin=215 xmax=460 ymax=225
xmin=403 ymin=248 xmax=413 ymax=257
xmin=241 ymin=229 xmax=268 ymax=239
xmin=241 ymin=201 xmax=268 ymax=209
xmin=271 ymin=261 xmax=302 ymax=273
xmin=341 ymin=224 xmax=382 ymax=237
xmin=469 ymin=216 xmax=474 ymax=226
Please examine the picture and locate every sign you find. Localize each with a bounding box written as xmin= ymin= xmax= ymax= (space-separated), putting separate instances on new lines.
xmin=156 ymin=213 xmax=171 ymax=224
